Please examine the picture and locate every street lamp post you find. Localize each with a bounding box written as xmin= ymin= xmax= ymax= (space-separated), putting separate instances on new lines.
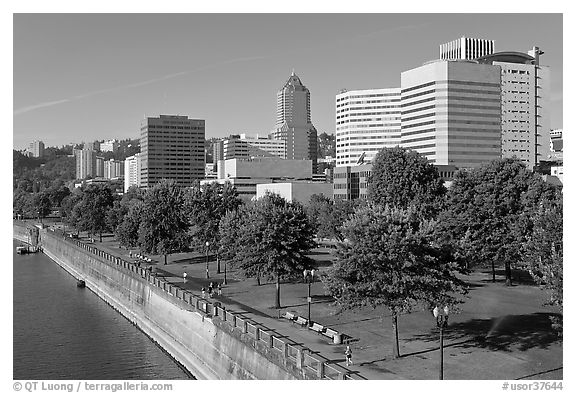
xmin=433 ymin=305 xmax=450 ymax=380
xmin=205 ymin=241 xmax=210 ymax=279
xmin=303 ymin=269 xmax=315 ymax=326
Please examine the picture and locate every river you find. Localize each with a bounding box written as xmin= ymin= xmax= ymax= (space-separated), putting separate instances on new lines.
xmin=13 ymin=240 xmax=192 ymax=380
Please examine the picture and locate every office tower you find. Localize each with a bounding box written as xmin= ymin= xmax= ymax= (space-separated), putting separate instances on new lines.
xmin=271 ymin=71 xmax=318 ymax=171
xmin=96 ymin=157 xmax=105 ymax=178
xmin=335 ymin=88 xmax=401 ymax=167
xmin=476 ymin=47 xmax=551 ymax=169
xmin=104 ymin=159 xmax=124 ymax=179
xmin=76 ymin=149 xmax=97 ymax=179
xmin=140 ymin=115 xmax=205 ymax=188
xmin=27 ymin=140 xmax=45 ymax=158
xmin=440 ymin=36 xmax=495 ymax=61
xmin=100 ymin=139 xmax=118 ymax=153
xmin=124 ymin=153 xmax=142 ymax=192
xmin=213 ymin=140 xmax=224 ymax=171
xmin=400 ymin=60 xmax=502 ymax=168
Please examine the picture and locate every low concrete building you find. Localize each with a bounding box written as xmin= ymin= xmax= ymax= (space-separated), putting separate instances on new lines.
xmin=203 ymin=157 xmax=314 ymax=202
xmin=256 ymin=182 xmax=333 ymax=205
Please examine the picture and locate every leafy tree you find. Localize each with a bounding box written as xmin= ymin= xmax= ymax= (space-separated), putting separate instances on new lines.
xmin=367 ymin=147 xmax=446 ymax=218
xmin=323 ymin=204 xmax=467 ymax=358
xmin=436 ymin=158 xmax=547 ymax=285
xmin=74 ymin=184 xmax=115 ymax=241
xmin=184 ymin=181 xmax=242 ymax=273
xmin=13 ymin=189 xmax=33 ymax=219
xmin=229 ymin=193 xmax=316 ymax=308
xmin=522 ymin=196 xmax=563 ymax=334
xmin=116 ymin=201 xmax=145 ymax=250
xmin=138 ymin=180 xmax=190 ymax=265
xmin=32 ymin=191 xmax=53 ymax=223
xmin=307 ymin=194 xmax=359 ymax=241
xmin=61 ymin=189 xmax=83 ymax=234
xmin=107 ymin=186 xmax=144 ymax=235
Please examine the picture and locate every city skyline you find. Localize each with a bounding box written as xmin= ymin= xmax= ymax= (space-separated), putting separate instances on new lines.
xmin=13 ymin=14 xmax=563 ymax=150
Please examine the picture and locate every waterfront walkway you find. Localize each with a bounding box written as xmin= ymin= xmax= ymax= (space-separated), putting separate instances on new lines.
xmin=64 ymin=231 xmax=562 ymax=380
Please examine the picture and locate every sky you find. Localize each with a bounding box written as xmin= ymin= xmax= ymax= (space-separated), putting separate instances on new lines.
xmin=13 ymin=13 xmax=563 ymax=149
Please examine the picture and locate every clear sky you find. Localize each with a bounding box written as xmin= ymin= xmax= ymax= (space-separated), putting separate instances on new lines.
xmin=13 ymin=13 xmax=563 ymax=149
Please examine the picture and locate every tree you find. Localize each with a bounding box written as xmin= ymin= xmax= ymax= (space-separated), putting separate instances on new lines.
xmin=307 ymin=194 xmax=359 ymax=241
xmin=74 ymin=184 xmax=115 ymax=241
xmin=107 ymin=186 xmax=144 ymax=235
xmin=116 ymin=201 xmax=145 ymax=249
xmin=61 ymin=189 xmax=83 ymax=234
xmin=184 ymin=181 xmax=242 ymax=273
xmin=522 ymin=196 xmax=563 ymax=334
xmin=138 ymin=180 xmax=190 ymax=265
xmin=367 ymin=147 xmax=446 ymax=218
xmin=13 ymin=189 xmax=33 ymax=219
xmin=323 ymin=204 xmax=467 ymax=358
xmin=436 ymin=158 xmax=545 ymax=285
xmin=229 ymin=193 xmax=316 ymax=308
xmin=31 ymin=191 xmax=52 ymax=223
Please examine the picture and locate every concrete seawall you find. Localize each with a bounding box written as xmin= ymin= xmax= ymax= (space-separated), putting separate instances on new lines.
xmin=13 ymin=222 xmax=345 ymax=380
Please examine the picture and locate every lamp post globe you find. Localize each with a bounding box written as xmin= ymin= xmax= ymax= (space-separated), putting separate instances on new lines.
xmin=433 ymin=305 xmax=449 ymax=380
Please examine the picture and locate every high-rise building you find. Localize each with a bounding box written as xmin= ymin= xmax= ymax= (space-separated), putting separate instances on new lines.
xmin=271 ymin=72 xmax=318 ymax=171
xmin=439 ymin=36 xmax=495 ymax=61
xmin=140 ymin=115 xmax=205 ymax=188
xmin=104 ymin=159 xmax=124 ymax=179
xmin=212 ymin=140 xmax=224 ymax=171
xmin=76 ymin=149 xmax=97 ymax=179
xmin=27 ymin=140 xmax=45 ymax=158
xmin=96 ymin=156 xmax=105 ymax=178
xmin=335 ymin=88 xmax=401 ymax=167
xmin=400 ymin=60 xmax=503 ymax=168
xmin=124 ymin=153 xmax=142 ymax=192
xmin=476 ymin=47 xmax=551 ymax=168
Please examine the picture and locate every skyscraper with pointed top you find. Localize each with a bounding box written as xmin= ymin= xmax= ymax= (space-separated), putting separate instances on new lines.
xmin=272 ymin=71 xmax=318 ymax=172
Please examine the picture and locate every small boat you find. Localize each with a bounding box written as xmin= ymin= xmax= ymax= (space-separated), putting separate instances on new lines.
xmin=16 ymin=246 xmax=28 ymax=254
xmin=77 ymin=280 xmax=86 ymax=288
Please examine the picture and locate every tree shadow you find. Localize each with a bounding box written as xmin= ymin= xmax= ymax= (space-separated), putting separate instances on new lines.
xmin=405 ymin=313 xmax=562 ymax=353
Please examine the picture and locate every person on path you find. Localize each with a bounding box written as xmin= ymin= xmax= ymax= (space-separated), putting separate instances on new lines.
xmin=345 ymin=345 xmax=353 ymax=366
xmin=201 ymin=287 xmax=206 ymax=298
xmin=217 ymin=283 xmax=222 ymax=296
xmin=183 ymin=271 xmax=187 ymax=282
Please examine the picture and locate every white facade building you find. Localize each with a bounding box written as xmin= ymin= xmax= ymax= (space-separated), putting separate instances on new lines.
xmin=335 ymin=88 xmax=401 ymax=167
xmin=27 ymin=140 xmax=45 ymax=158
xmin=440 ymin=36 xmax=495 ymax=61
xmin=124 ymin=153 xmax=141 ymax=192
xmin=256 ymin=182 xmax=333 ymax=205
xmin=100 ymin=139 xmax=118 ymax=153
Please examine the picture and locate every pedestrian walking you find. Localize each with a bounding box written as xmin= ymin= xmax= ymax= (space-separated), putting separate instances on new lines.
xmin=217 ymin=283 xmax=222 ymax=296
xmin=345 ymin=345 xmax=353 ymax=366
xmin=183 ymin=271 xmax=187 ymax=282
xmin=208 ymin=286 xmax=213 ymax=298
xmin=201 ymin=287 xmax=206 ymax=298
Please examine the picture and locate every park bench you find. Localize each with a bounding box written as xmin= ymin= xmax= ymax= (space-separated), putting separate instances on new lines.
xmin=309 ymin=323 xmax=325 ymax=334
xmin=294 ymin=316 xmax=308 ymax=326
xmin=282 ymin=312 xmax=296 ymax=322
xmin=323 ymin=328 xmax=339 ymax=340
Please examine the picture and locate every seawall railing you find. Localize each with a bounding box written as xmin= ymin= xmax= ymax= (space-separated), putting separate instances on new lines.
xmin=43 ymin=229 xmax=363 ymax=380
